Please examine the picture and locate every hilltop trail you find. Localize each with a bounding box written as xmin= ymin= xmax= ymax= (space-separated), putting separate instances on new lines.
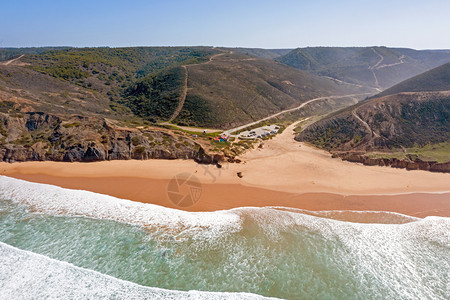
xmin=368 ymin=48 xmax=407 ymax=90
xmin=1 ymin=55 xmax=24 ymax=66
xmin=168 ymin=51 xmax=231 ymax=122
xmin=166 ymin=50 xmax=374 ymax=133
xmin=376 ymin=55 xmax=405 ymax=69
xmin=369 ymin=49 xmax=384 ymax=89
xmin=168 ymin=65 xmax=189 ymax=122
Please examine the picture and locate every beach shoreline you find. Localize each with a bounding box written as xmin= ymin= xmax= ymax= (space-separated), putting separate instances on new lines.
xmin=1 ymin=121 xmax=449 ymax=218
xmin=1 ymin=161 xmax=449 ymax=218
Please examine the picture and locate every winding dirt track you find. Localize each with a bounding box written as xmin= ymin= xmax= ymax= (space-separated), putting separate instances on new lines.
xmin=368 ymin=48 xmax=406 ymax=90
xmin=369 ymin=49 xmax=384 ymax=89
xmin=1 ymin=55 xmax=24 ymax=66
xmin=376 ymin=55 xmax=405 ymax=69
xmin=224 ymin=93 xmax=372 ymax=135
xmin=168 ymin=65 xmax=189 ymax=122
xmin=168 ymin=51 xmax=231 ymax=122
xmin=167 ymin=50 xmax=375 ymax=134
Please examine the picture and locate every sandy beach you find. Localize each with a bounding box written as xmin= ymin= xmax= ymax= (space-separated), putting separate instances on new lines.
xmin=1 ymin=122 xmax=449 ymax=217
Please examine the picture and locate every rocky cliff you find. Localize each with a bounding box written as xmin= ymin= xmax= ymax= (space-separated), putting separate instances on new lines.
xmin=0 ymin=112 xmax=222 ymax=164
xmin=333 ymin=152 xmax=450 ymax=173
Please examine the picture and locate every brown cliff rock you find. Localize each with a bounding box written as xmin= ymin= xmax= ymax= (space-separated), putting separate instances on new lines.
xmin=334 ymin=152 xmax=449 ymax=173
xmin=0 ymin=112 xmax=222 ymax=165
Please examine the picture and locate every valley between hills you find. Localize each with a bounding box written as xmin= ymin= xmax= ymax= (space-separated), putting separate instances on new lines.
xmin=0 ymin=46 xmax=449 ymax=172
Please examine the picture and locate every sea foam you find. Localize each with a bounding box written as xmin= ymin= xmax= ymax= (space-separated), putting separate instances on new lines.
xmin=0 ymin=176 xmax=242 ymax=237
xmin=1 ymin=176 xmax=449 ymax=299
xmin=0 ymin=242 xmax=276 ymax=299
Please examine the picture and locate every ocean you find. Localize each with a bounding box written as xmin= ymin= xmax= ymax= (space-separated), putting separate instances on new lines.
xmin=0 ymin=176 xmax=448 ymax=299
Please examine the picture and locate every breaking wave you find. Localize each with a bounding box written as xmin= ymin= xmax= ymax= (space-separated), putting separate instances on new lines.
xmin=0 ymin=176 xmax=449 ymax=299
xmin=0 ymin=242 xmax=274 ymax=299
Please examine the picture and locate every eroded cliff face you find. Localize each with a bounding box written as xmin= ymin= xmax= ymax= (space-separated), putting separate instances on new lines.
xmin=0 ymin=112 xmax=222 ymax=164
xmin=332 ymin=152 xmax=450 ymax=173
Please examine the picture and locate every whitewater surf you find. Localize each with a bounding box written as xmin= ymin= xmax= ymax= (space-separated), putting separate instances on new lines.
xmin=0 ymin=176 xmax=448 ymax=299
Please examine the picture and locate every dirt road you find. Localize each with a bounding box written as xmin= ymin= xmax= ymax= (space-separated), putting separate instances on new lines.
xmin=167 ymin=51 xmax=231 ymax=122
xmin=1 ymin=55 xmax=24 ymax=66
xmin=224 ymin=93 xmax=372 ymax=135
xmin=368 ymin=48 xmax=406 ymax=89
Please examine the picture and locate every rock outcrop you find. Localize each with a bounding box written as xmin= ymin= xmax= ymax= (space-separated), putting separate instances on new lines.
xmin=0 ymin=112 xmax=222 ymax=165
xmin=333 ymin=152 xmax=450 ymax=173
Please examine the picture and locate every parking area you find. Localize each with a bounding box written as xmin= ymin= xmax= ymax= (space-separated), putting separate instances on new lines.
xmin=238 ymin=125 xmax=280 ymax=140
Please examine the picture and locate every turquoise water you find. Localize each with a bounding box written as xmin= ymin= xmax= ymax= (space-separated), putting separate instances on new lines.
xmin=0 ymin=242 xmax=267 ymax=300
xmin=0 ymin=176 xmax=449 ymax=299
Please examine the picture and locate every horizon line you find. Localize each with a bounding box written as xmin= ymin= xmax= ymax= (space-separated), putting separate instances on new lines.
xmin=1 ymin=45 xmax=450 ymax=51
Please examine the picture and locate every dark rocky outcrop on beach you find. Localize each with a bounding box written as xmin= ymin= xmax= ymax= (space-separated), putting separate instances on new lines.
xmin=332 ymin=152 xmax=450 ymax=173
xmin=0 ymin=112 xmax=223 ymax=164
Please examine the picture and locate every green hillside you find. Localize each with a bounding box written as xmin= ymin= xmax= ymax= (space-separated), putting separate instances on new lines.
xmin=122 ymin=67 xmax=186 ymax=122
xmin=170 ymin=52 xmax=373 ymax=128
xmin=297 ymin=93 xmax=449 ymax=150
xmin=21 ymin=47 xmax=218 ymax=103
xmin=232 ymin=48 xmax=293 ymax=59
xmin=0 ymin=47 xmax=71 ymax=62
xmin=2 ymin=46 xmax=372 ymax=129
xmin=296 ymin=63 xmax=450 ymax=164
xmin=2 ymin=46 xmax=447 ymax=165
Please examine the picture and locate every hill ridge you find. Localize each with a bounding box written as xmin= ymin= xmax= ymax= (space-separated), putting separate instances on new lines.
xmin=376 ymin=62 xmax=450 ymax=97
xmin=276 ymin=46 xmax=450 ymax=89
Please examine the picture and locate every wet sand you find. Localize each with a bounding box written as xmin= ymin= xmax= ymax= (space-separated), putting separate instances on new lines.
xmin=1 ymin=163 xmax=449 ymax=218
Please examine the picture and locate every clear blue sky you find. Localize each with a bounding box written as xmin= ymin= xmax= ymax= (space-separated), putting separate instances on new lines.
xmin=1 ymin=0 xmax=449 ymax=49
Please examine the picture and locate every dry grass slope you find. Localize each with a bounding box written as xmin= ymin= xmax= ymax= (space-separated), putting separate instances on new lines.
xmin=173 ymin=52 xmax=373 ymax=128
